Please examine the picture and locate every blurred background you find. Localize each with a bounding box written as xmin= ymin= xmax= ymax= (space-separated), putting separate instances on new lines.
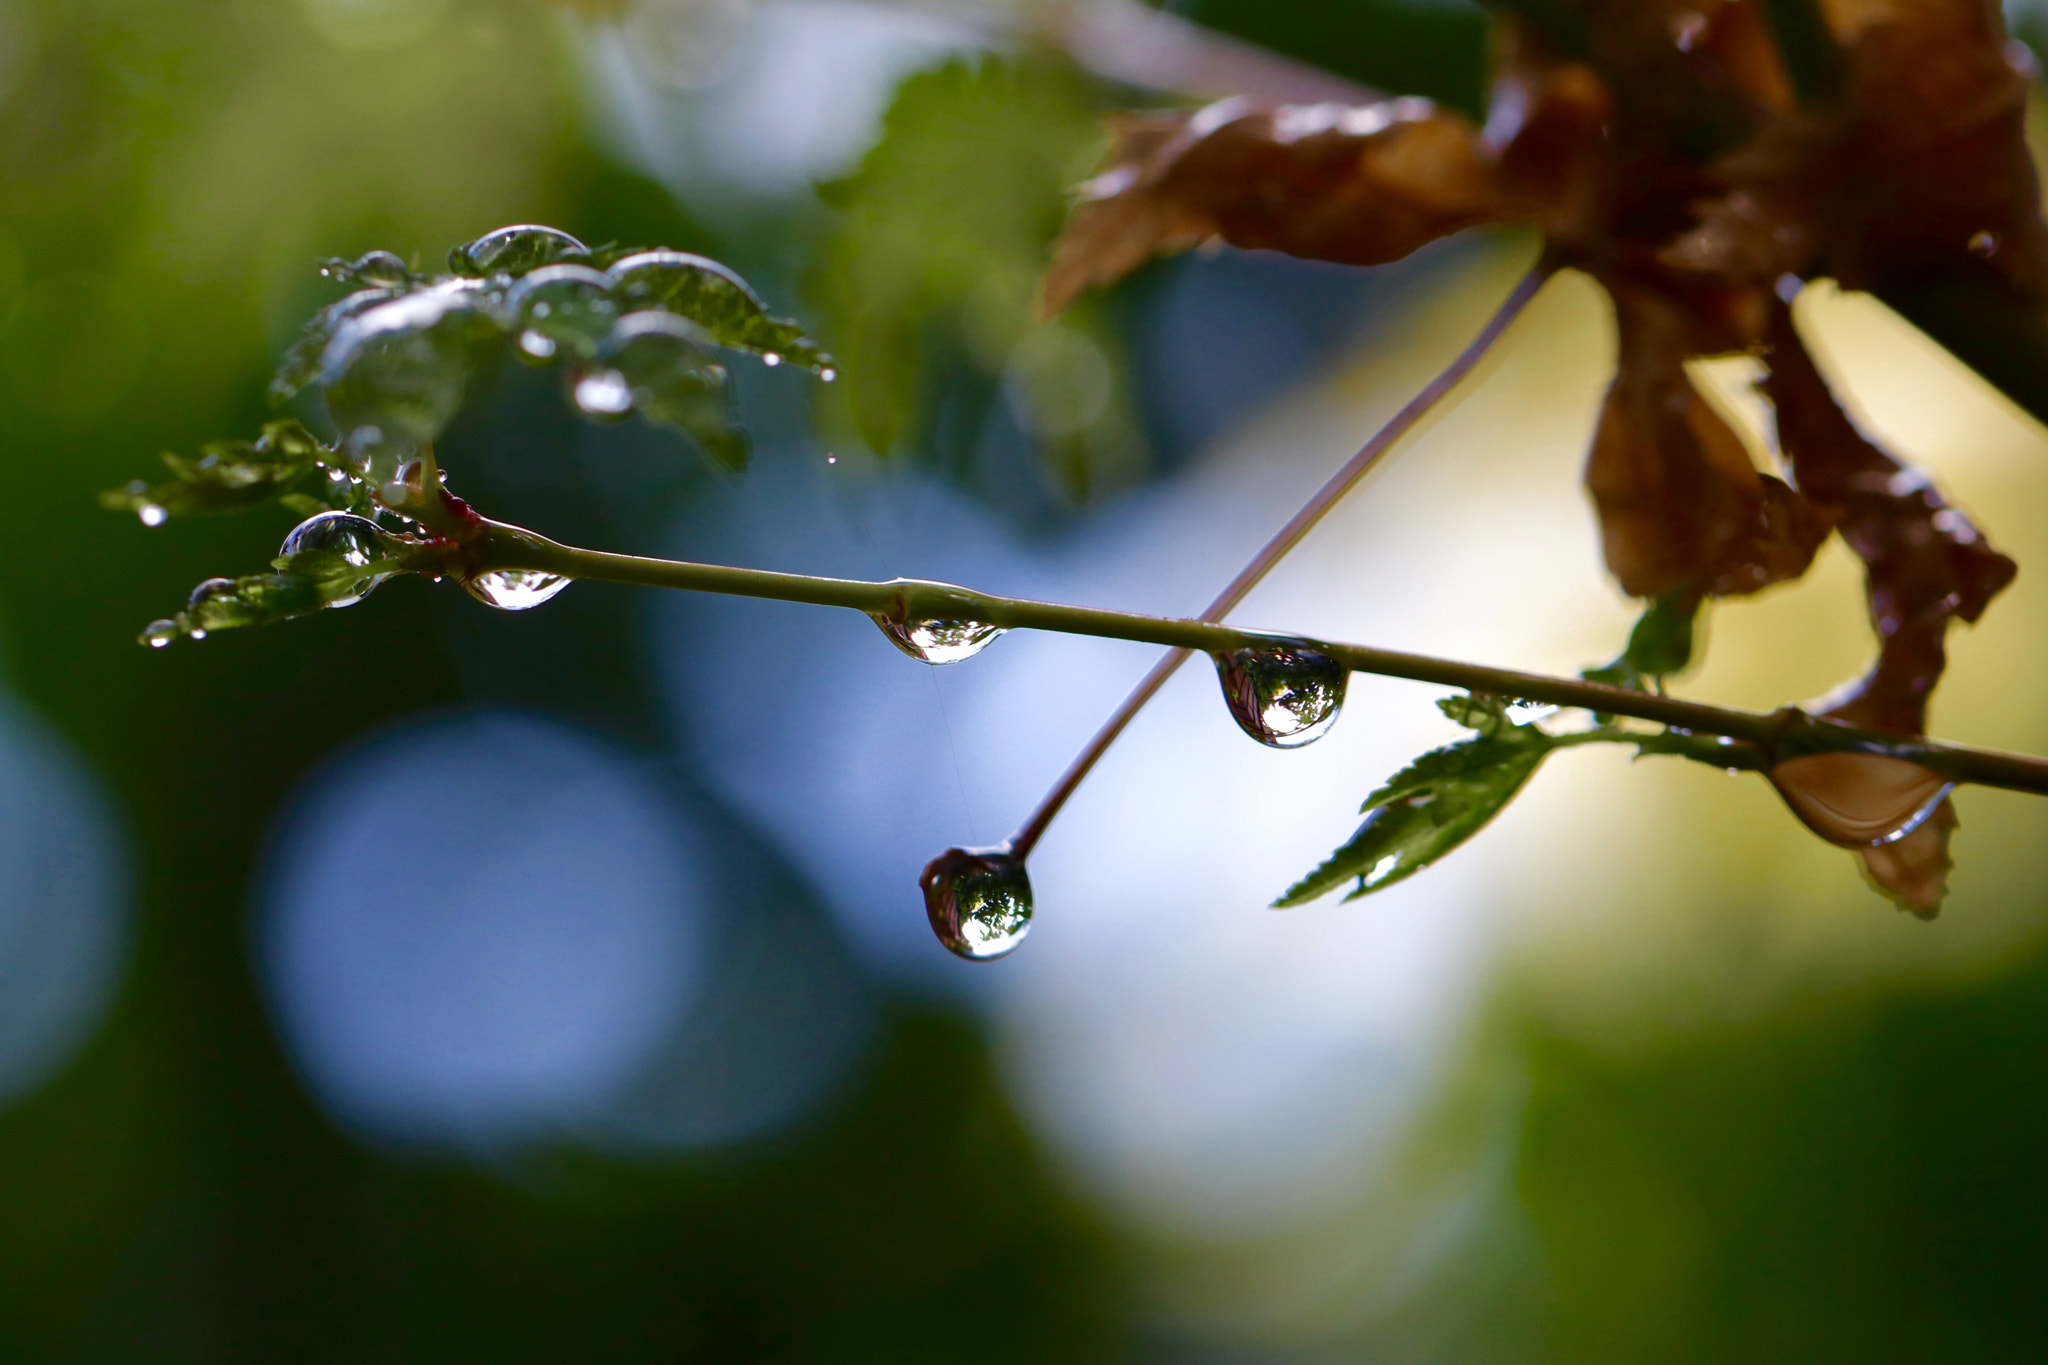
xmin=9 ymin=0 xmax=2048 ymax=1358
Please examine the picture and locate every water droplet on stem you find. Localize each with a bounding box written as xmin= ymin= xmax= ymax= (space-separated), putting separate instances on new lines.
xmin=1212 ymin=642 xmax=1347 ymax=747
xmin=920 ymin=846 xmax=1032 ymax=961
xmin=1768 ymin=753 xmax=1953 ymax=846
xmin=464 ymin=569 xmax=570 ymax=611
xmin=871 ymin=614 xmax=1005 ymax=664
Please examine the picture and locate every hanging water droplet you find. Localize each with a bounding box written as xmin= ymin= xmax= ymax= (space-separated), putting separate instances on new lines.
xmin=448 ymin=225 xmax=587 ymax=277
xmin=819 ymin=367 xmax=836 ymax=383
xmin=463 ymin=569 xmax=571 ymax=611
xmin=761 ymin=351 xmax=781 ymax=367
xmin=518 ymin=329 xmax=558 ymax=360
xmin=1212 ymin=642 xmax=1347 ymax=747
xmin=137 ymin=502 xmax=168 ymax=528
xmin=1768 ymin=753 xmax=1954 ymax=847
xmin=278 ymin=511 xmax=398 ymax=607
xmin=572 ymin=368 xmax=634 ymax=419
xmin=871 ymin=614 xmax=1005 ymax=664
xmin=920 ymin=845 xmax=1032 ymax=961
xmin=140 ymin=619 xmax=179 ymax=649
xmin=597 ymin=312 xmax=744 ymax=466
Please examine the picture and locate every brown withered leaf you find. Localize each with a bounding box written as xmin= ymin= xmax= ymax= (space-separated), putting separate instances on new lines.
xmin=1589 ymin=282 xmax=1831 ymax=598
xmin=1857 ymin=796 xmax=1958 ymax=919
xmin=1040 ymin=96 xmax=1504 ymax=317
xmin=1042 ymin=0 xmax=2048 ymax=914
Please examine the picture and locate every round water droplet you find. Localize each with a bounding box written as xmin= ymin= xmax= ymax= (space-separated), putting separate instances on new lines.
xmin=920 ymin=846 xmax=1032 ymax=961
xmin=517 ymin=329 xmax=558 ymax=360
xmin=350 ymin=250 xmax=411 ymax=287
xmin=572 ymin=368 xmax=634 ymax=419
xmin=140 ymin=619 xmax=179 ymax=649
xmin=279 ymin=511 xmax=397 ymax=608
xmin=761 ymin=352 xmax=781 ymax=367
xmin=137 ymin=503 xmax=168 ymax=528
xmin=448 ymin=225 xmax=587 ymax=277
xmin=506 ymin=264 xmax=619 ymax=361
xmin=605 ymin=250 xmax=764 ymax=314
xmin=818 ymin=367 xmax=836 ymax=383
xmin=871 ymin=614 xmax=1005 ymax=665
xmin=1212 ymin=642 xmax=1347 ymax=748
xmin=463 ymin=569 xmax=570 ymax=611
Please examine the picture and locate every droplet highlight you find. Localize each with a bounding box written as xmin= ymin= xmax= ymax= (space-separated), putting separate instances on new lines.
xmin=448 ymin=224 xmax=587 ymax=278
xmin=1212 ymin=642 xmax=1347 ymax=748
xmin=464 ymin=569 xmax=570 ymax=611
xmin=572 ymin=368 xmax=634 ymax=419
xmin=920 ymin=846 xmax=1032 ymax=961
xmin=872 ymin=615 xmax=1005 ymax=665
xmin=140 ymin=619 xmax=179 ymax=649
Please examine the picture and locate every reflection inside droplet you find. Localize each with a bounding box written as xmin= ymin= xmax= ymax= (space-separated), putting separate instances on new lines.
xmin=919 ymin=845 xmax=1032 ymax=961
xmin=573 ymin=369 xmax=634 ymax=418
xmin=1212 ymin=642 xmax=1347 ymax=748
xmin=870 ymin=614 xmax=1005 ymax=664
xmin=465 ymin=569 xmax=571 ymax=611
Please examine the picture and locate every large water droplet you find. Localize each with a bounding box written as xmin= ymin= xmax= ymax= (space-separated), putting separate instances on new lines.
xmin=605 ymin=250 xmax=763 ymax=315
xmin=279 ymin=511 xmax=397 ymax=608
xmin=920 ymin=846 xmax=1032 ymax=961
xmin=463 ymin=569 xmax=570 ymax=611
xmin=1768 ymin=753 xmax=1954 ymax=847
xmin=320 ymin=281 xmax=496 ymax=478
xmin=448 ymin=225 xmax=587 ymax=278
xmin=871 ymin=614 xmax=1005 ymax=664
xmin=1212 ymin=642 xmax=1347 ymax=747
xmin=505 ymin=264 xmax=620 ymax=362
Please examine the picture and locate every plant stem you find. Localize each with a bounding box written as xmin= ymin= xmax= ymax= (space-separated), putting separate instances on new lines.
xmin=1009 ymin=260 xmax=1553 ymax=857
xmin=478 ymin=519 xmax=2048 ymax=799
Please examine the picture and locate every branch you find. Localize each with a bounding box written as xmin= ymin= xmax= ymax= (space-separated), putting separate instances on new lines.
xmin=475 ymin=519 xmax=2048 ymax=799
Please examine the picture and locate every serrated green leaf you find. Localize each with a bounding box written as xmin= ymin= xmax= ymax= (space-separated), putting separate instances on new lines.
xmin=99 ymin=420 xmax=359 ymax=523
xmin=1276 ymin=702 xmax=1557 ymax=907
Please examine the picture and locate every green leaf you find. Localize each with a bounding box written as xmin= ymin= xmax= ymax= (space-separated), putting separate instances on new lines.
xmin=813 ymin=54 xmax=1139 ymax=488
xmin=98 ymin=420 xmax=361 ymax=523
xmin=1274 ymin=695 xmax=1558 ymax=907
xmin=1582 ymin=592 xmax=1702 ymax=693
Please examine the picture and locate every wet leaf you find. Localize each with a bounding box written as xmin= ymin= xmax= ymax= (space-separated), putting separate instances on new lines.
xmin=98 ymin=420 xmax=359 ymax=523
xmin=1276 ymin=695 xmax=1555 ymax=906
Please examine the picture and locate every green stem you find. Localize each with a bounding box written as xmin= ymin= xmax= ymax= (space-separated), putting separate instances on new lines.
xmin=477 ymin=519 xmax=2048 ymax=799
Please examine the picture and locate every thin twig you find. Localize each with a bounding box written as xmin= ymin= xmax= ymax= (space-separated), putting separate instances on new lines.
xmin=475 ymin=519 xmax=2048 ymax=798
xmin=1008 ymin=260 xmax=1552 ymax=858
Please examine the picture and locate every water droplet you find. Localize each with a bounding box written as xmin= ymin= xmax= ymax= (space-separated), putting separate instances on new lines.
xmin=572 ymin=368 xmax=634 ymax=419
xmin=518 ymin=329 xmax=558 ymax=360
xmin=920 ymin=846 xmax=1032 ymax=961
xmin=137 ymin=503 xmax=167 ymax=528
xmin=819 ymin=367 xmax=836 ymax=383
xmin=140 ymin=619 xmax=179 ymax=649
xmin=349 ymin=250 xmax=411 ymax=287
xmin=1768 ymin=753 xmax=1953 ymax=847
xmin=279 ymin=511 xmax=397 ymax=607
xmin=1969 ymin=230 xmax=2000 ymax=257
xmin=762 ymin=352 xmax=781 ymax=367
xmin=1212 ymin=642 xmax=1347 ymax=747
xmin=320 ymin=281 xmax=496 ymax=476
xmin=506 ymin=264 xmax=619 ymax=361
xmin=872 ymin=614 xmax=1005 ymax=664
xmin=463 ymin=569 xmax=571 ymax=611
xmin=448 ymin=225 xmax=587 ymax=277
xmin=605 ymin=250 xmax=764 ymax=313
